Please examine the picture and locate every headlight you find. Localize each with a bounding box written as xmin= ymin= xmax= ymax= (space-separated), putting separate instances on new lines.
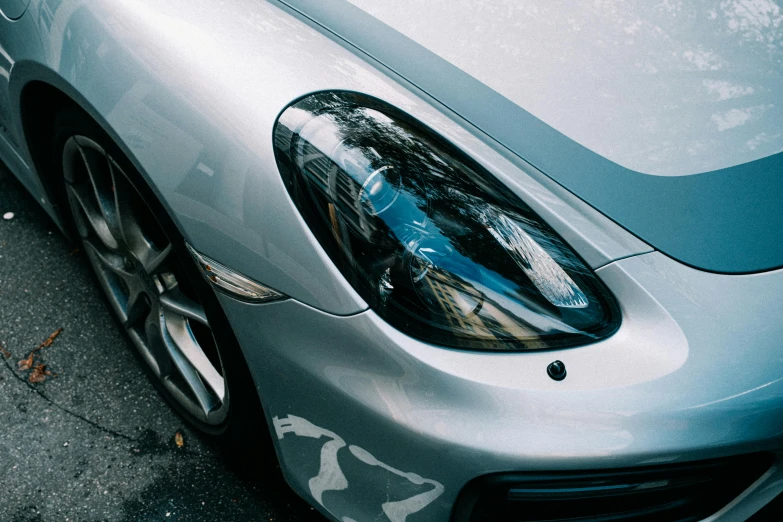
xmin=273 ymin=92 xmax=619 ymax=351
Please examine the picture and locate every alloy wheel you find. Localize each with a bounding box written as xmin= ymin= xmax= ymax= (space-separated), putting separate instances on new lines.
xmin=62 ymin=135 xmax=229 ymax=426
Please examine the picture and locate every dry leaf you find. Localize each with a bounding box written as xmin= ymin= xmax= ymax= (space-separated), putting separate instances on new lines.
xmin=28 ymin=364 xmax=52 ymax=383
xmin=174 ymin=432 xmax=184 ymax=448
xmin=38 ymin=328 xmax=64 ymax=350
xmin=0 ymin=342 xmax=10 ymax=359
xmin=14 ymin=328 xmax=64 ymax=381
xmin=18 ymin=352 xmax=35 ymax=371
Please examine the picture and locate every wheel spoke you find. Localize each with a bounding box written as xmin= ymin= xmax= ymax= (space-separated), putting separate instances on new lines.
xmin=73 ymin=137 xmax=124 ymax=249
xmin=66 ymin=183 xmax=118 ymax=250
xmin=82 ymin=238 xmax=134 ymax=280
xmin=143 ymin=243 xmax=173 ymax=275
xmin=143 ymin=310 xmax=174 ymax=379
xmin=160 ymin=289 xmax=209 ymax=326
xmin=164 ymin=312 xmax=226 ymax=403
xmin=108 ymin=160 xmax=163 ymax=266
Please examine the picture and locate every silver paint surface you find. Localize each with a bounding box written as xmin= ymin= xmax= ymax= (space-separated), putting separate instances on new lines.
xmin=1 ymin=1 xmax=782 ymax=521
xmin=348 ymin=0 xmax=783 ymax=177
xmin=218 ymin=251 xmax=783 ymax=521
xmin=0 ymin=0 xmax=29 ymax=20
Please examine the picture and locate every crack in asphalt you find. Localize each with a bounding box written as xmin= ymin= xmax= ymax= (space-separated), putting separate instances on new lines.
xmin=0 ymin=353 xmax=210 ymax=459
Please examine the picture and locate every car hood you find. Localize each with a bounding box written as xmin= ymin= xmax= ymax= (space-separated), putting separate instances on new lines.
xmin=276 ymin=0 xmax=783 ymax=273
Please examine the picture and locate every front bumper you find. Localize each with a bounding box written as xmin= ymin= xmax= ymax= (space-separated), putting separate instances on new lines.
xmin=217 ymin=251 xmax=783 ymax=521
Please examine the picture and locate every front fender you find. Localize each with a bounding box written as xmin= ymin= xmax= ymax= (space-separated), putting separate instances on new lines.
xmin=9 ymin=0 xmax=374 ymax=315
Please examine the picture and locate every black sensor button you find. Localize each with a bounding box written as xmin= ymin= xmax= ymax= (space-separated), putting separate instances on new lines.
xmin=547 ymin=360 xmax=567 ymax=381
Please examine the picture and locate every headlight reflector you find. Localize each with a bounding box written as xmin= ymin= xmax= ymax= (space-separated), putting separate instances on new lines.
xmin=274 ymin=92 xmax=619 ymax=351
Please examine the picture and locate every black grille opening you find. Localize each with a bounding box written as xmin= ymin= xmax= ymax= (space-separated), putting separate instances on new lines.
xmin=452 ymin=452 xmax=773 ymax=522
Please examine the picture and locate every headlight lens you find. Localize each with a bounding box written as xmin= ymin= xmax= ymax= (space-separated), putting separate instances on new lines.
xmin=274 ymin=92 xmax=619 ymax=351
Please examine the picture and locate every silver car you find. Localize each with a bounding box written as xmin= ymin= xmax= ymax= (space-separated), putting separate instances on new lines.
xmin=2 ymin=1 xmax=782 ymax=521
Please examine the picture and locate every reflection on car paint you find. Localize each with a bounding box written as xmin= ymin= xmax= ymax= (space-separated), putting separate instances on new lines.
xmin=273 ymin=415 xmax=444 ymax=522
xmin=343 ymin=0 xmax=783 ymax=177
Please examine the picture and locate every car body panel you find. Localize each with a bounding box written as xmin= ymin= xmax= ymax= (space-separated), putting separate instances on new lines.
xmin=0 ymin=0 xmax=29 ymax=20
xmin=276 ymin=0 xmax=783 ymax=274
xmin=0 ymin=0 xmax=651 ymax=314
xmin=218 ymin=251 xmax=783 ymax=521
xmin=345 ymin=0 xmax=783 ymax=178
xmin=0 ymin=9 xmax=57 ymax=225
xmin=1 ymin=2 xmax=782 ymax=521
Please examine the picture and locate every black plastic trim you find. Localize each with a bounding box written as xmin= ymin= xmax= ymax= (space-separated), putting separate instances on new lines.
xmin=452 ymin=453 xmax=773 ymax=522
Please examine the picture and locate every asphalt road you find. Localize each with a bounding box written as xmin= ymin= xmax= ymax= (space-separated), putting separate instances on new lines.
xmin=0 ymin=164 xmax=325 ymax=522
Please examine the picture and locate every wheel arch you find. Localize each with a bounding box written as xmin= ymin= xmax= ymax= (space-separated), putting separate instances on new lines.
xmin=17 ymin=78 xmax=75 ymax=231
xmin=10 ymin=62 xmax=177 ymax=238
xmin=36 ymin=103 xmax=277 ymax=461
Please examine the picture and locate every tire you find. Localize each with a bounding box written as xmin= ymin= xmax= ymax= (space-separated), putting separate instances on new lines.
xmin=51 ymin=105 xmax=272 ymax=466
